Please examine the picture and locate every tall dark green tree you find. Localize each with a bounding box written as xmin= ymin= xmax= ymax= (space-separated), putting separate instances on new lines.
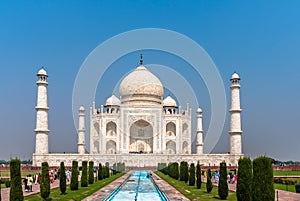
xmin=196 ymin=161 xmax=202 ymax=189
xmin=105 ymin=162 xmax=110 ymax=178
xmin=237 ymin=157 xmax=252 ymax=201
xmin=252 ymin=156 xmax=274 ymax=201
xmin=40 ymin=162 xmax=50 ymax=200
xmin=88 ymin=161 xmax=94 ymax=184
xmin=189 ymin=163 xmax=195 ymax=186
xmin=9 ymin=159 xmax=23 ymax=201
xmin=71 ymin=160 xmax=78 ymax=190
xmin=98 ymin=163 xmax=103 ymax=180
xmin=81 ymin=161 xmax=88 ymax=187
xmin=206 ymin=169 xmax=213 ymax=193
xmin=218 ymin=161 xmax=228 ymax=200
xmin=59 ymin=162 xmax=66 ymax=194
xmin=180 ymin=161 xmax=188 ymax=183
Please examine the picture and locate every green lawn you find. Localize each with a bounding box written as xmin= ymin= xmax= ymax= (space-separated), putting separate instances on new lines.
xmin=24 ymin=173 xmax=125 ymax=201
xmin=155 ymin=171 xmax=237 ymax=201
xmin=273 ymin=171 xmax=300 ymax=176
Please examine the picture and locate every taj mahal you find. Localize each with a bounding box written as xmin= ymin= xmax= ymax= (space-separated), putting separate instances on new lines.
xmin=32 ymin=55 xmax=244 ymax=167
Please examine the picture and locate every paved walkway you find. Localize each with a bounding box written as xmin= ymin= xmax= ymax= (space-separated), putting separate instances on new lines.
xmin=1 ymin=179 xmax=61 ymax=201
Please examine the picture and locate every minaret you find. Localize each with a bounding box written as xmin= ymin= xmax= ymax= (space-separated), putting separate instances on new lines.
xmin=229 ymin=72 xmax=243 ymax=154
xmin=78 ymin=106 xmax=86 ymax=154
xmin=34 ymin=67 xmax=49 ymax=154
xmin=196 ymin=108 xmax=203 ymax=155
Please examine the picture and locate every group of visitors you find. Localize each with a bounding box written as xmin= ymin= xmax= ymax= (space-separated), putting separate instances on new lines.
xmin=206 ymin=170 xmax=237 ymax=184
xmin=228 ymin=172 xmax=237 ymax=184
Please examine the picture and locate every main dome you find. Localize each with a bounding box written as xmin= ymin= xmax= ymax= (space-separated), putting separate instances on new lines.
xmin=119 ymin=65 xmax=164 ymax=106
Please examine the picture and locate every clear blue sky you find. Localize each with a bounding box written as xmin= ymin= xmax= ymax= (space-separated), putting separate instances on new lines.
xmin=0 ymin=0 xmax=299 ymax=161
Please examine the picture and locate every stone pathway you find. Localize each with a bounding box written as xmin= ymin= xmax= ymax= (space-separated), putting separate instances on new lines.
xmin=1 ymin=179 xmax=61 ymax=201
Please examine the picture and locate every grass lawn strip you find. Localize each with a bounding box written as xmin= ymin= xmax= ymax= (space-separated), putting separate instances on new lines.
xmin=24 ymin=172 xmax=125 ymax=201
xmin=155 ymin=171 xmax=237 ymax=201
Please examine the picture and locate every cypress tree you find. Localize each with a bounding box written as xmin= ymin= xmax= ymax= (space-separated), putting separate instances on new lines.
xmin=9 ymin=159 xmax=23 ymax=201
xmin=98 ymin=163 xmax=103 ymax=180
xmin=180 ymin=161 xmax=185 ymax=181
xmin=88 ymin=161 xmax=94 ymax=184
xmin=71 ymin=160 xmax=78 ymax=190
xmin=180 ymin=161 xmax=188 ymax=183
xmin=172 ymin=162 xmax=179 ymax=180
xmin=59 ymin=162 xmax=66 ymax=194
xmin=206 ymin=169 xmax=213 ymax=193
xmin=196 ymin=161 xmax=202 ymax=189
xmin=40 ymin=162 xmax=50 ymax=200
xmin=237 ymin=157 xmax=252 ymax=201
xmin=105 ymin=162 xmax=110 ymax=178
xmin=218 ymin=161 xmax=228 ymax=200
xmin=189 ymin=163 xmax=195 ymax=186
xmin=252 ymin=156 xmax=274 ymax=201
xmin=81 ymin=161 xmax=88 ymax=187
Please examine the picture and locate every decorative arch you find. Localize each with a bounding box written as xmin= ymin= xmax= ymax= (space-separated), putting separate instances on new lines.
xmin=93 ymin=140 xmax=99 ymax=154
xmin=182 ymin=123 xmax=188 ymax=137
xmin=106 ymin=121 xmax=117 ymax=136
xmin=166 ymin=122 xmax=176 ymax=136
xmin=129 ymin=119 xmax=153 ymax=153
xmin=182 ymin=141 xmax=189 ymax=154
xmin=166 ymin=140 xmax=176 ymax=154
xmin=106 ymin=140 xmax=116 ymax=154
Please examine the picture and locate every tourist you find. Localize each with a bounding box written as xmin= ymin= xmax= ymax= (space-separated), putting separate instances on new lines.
xmin=215 ymin=171 xmax=220 ymax=183
xmin=232 ymin=173 xmax=237 ymax=184
xmin=27 ymin=174 xmax=33 ymax=192
xmin=34 ymin=173 xmax=39 ymax=184
xmin=23 ymin=177 xmax=28 ymax=192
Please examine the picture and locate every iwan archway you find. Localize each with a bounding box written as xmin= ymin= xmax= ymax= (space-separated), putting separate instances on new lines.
xmin=129 ymin=119 xmax=153 ymax=153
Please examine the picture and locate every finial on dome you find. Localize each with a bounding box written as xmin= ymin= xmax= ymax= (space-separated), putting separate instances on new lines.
xmin=140 ymin=53 xmax=143 ymax=65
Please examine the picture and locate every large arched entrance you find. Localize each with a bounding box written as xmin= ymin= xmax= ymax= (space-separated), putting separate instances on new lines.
xmin=129 ymin=119 xmax=153 ymax=153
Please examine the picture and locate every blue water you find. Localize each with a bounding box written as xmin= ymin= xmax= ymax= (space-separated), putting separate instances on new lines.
xmin=104 ymin=171 xmax=167 ymax=201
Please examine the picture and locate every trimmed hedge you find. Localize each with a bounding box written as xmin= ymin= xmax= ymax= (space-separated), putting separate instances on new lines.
xmin=252 ymin=156 xmax=274 ymax=201
xmin=206 ymin=169 xmax=213 ymax=193
xmin=295 ymin=184 xmax=300 ymax=193
xmin=189 ymin=163 xmax=195 ymax=186
xmin=88 ymin=161 xmax=94 ymax=184
xmin=59 ymin=162 xmax=66 ymax=194
xmin=180 ymin=161 xmax=188 ymax=183
xmin=40 ymin=162 xmax=50 ymax=200
xmin=71 ymin=160 xmax=79 ymax=190
xmin=98 ymin=163 xmax=103 ymax=180
xmin=218 ymin=161 xmax=228 ymax=200
xmin=237 ymin=157 xmax=252 ymax=201
xmin=196 ymin=161 xmax=201 ymax=189
xmin=10 ymin=159 xmax=23 ymax=201
xmin=81 ymin=161 xmax=88 ymax=187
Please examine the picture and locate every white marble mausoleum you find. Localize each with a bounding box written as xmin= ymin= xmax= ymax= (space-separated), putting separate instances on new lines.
xmin=32 ymin=56 xmax=244 ymax=167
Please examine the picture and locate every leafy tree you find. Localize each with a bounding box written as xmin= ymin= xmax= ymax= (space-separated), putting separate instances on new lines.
xmin=237 ymin=157 xmax=252 ymax=201
xmin=81 ymin=161 xmax=88 ymax=187
xmin=59 ymin=162 xmax=66 ymax=194
xmin=88 ymin=161 xmax=94 ymax=184
xmin=189 ymin=163 xmax=195 ymax=186
xmin=196 ymin=161 xmax=202 ymax=189
xmin=98 ymin=163 xmax=103 ymax=180
xmin=206 ymin=169 xmax=213 ymax=193
xmin=71 ymin=160 xmax=78 ymax=190
xmin=40 ymin=162 xmax=50 ymax=200
xmin=218 ymin=161 xmax=228 ymax=200
xmin=9 ymin=159 xmax=23 ymax=201
xmin=252 ymin=156 xmax=274 ymax=201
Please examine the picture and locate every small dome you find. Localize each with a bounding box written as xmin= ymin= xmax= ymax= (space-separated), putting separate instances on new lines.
xmin=37 ymin=67 xmax=48 ymax=76
xmin=231 ymin=72 xmax=240 ymax=80
xmin=197 ymin=108 xmax=202 ymax=113
xmin=79 ymin=106 xmax=85 ymax=111
xmin=106 ymin=95 xmax=121 ymax=106
xmin=119 ymin=65 xmax=164 ymax=106
xmin=162 ymin=95 xmax=177 ymax=107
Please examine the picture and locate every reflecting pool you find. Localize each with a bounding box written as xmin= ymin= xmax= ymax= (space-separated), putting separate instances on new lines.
xmin=104 ymin=171 xmax=168 ymax=201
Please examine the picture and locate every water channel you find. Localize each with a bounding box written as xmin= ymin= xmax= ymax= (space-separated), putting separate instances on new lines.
xmin=104 ymin=171 xmax=168 ymax=201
